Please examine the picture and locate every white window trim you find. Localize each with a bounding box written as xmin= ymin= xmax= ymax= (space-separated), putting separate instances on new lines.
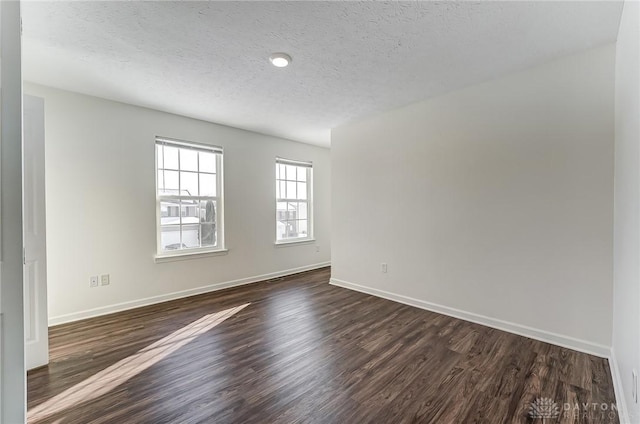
xmin=275 ymin=158 xmax=313 ymax=244
xmin=274 ymin=238 xmax=316 ymax=247
xmin=155 ymin=248 xmax=229 ymax=263
xmin=155 ymin=137 xmax=225 ymax=258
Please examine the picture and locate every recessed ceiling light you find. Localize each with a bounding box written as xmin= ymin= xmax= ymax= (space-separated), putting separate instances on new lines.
xmin=269 ymin=53 xmax=291 ymax=68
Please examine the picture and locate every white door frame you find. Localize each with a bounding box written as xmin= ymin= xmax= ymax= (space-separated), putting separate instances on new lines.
xmin=24 ymin=94 xmax=48 ymax=371
xmin=0 ymin=0 xmax=26 ymax=422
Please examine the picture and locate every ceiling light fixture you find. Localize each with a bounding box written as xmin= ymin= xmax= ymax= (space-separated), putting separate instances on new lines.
xmin=269 ymin=52 xmax=291 ymax=68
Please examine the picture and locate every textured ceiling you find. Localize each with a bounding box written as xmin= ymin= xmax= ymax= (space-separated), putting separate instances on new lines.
xmin=22 ymin=1 xmax=623 ymax=147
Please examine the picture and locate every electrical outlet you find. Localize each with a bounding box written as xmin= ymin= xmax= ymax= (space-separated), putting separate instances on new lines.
xmin=381 ymin=263 xmax=388 ymax=273
xmin=101 ymin=274 xmax=110 ymax=286
xmin=633 ymin=369 xmax=638 ymax=403
xmin=90 ymin=276 xmax=99 ymax=288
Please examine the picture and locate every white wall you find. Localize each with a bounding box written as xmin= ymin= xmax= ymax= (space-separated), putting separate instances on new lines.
xmin=0 ymin=1 xmax=26 ymax=422
xmin=612 ymin=1 xmax=640 ymax=422
xmin=24 ymin=83 xmax=331 ymax=324
xmin=331 ymin=45 xmax=615 ymax=354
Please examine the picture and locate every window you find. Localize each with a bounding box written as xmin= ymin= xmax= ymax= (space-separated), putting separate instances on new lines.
xmin=276 ymin=158 xmax=312 ymax=243
xmin=156 ymin=137 xmax=224 ymax=255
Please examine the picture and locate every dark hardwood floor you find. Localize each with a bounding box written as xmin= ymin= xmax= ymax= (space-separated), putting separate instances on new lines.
xmin=27 ymin=267 xmax=618 ymax=424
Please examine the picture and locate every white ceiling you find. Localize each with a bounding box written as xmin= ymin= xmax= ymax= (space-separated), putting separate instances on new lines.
xmin=22 ymin=1 xmax=623 ymax=147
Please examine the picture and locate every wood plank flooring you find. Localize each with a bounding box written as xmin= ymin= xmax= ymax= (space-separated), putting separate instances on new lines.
xmin=27 ymin=267 xmax=619 ymax=423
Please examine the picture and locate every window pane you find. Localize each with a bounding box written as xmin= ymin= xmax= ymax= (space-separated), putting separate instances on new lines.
xmin=163 ymin=170 xmax=179 ymax=194
xmin=289 ymin=220 xmax=301 ymax=238
xmin=199 ymin=152 xmax=216 ymax=173
xmin=200 ymin=223 xmax=216 ymax=247
xmin=278 ymin=181 xmax=286 ymax=199
xmin=181 ymin=223 xmax=200 ymax=248
xmin=298 ymin=202 xmax=308 ymax=220
xmin=180 ymin=171 xmax=199 ymax=196
xmin=285 ymin=165 xmax=296 ymax=181
xmin=297 ymin=166 xmax=306 ymax=182
xmin=156 ymin=145 xmax=164 ymax=169
xmin=160 ymin=201 xmax=181 ymax=225
xmin=180 ymin=199 xmax=199 ymax=225
xmin=161 ymin=225 xmax=182 ymax=251
xmin=288 ymin=202 xmax=298 ymax=220
xmin=276 ymin=202 xmax=288 ymax=227
xmin=164 ymin=146 xmax=179 ymax=170
xmin=276 ymin=200 xmax=289 ymax=241
xmin=298 ymin=219 xmax=308 ymax=236
xmin=287 ymin=181 xmax=296 ymax=199
xmin=157 ymin=170 xmax=164 ymax=192
xmin=160 ymin=202 xmax=168 ymax=218
xmin=285 ymin=220 xmax=296 ymax=238
xmin=297 ymin=182 xmax=307 ymax=200
xmin=199 ymin=173 xmax=216 ymax=197
xmin=199 ymin=200 xmax=216 ymax=223
xmin=180 ymin=149 xmax=198 ymax=172
xmin=276 ymin=222 xmax=285 ymax=241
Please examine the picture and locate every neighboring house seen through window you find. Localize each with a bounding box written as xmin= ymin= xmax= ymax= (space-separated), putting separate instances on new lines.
xmin=156 ymin=137 xmax=224 ymax=255
xmin=276 ymin=158 xmax=312 ymax=243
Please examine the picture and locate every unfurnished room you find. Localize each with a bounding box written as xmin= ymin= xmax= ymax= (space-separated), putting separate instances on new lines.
xmin=0 ymin=0 xmax=638 ymax=423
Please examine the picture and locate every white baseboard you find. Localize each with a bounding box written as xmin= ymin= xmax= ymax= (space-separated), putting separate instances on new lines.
xmin=48 ymin=262 xmax=331 ymax=326
xmin=329 ymin=277 xmax=611 ymax=358
xmin=609 ymin=348 xmax=631 ymax=424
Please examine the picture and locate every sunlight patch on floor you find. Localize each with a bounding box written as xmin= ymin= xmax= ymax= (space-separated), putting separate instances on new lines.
xmin=28 ymin=303 xmax=250 ymax=423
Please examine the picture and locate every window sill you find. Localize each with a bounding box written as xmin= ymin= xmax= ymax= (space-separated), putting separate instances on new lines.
xmin=155 ymin=248 xmax=229 ymax=263
xmin=274 ymin=238 xmax=316 ymax=247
